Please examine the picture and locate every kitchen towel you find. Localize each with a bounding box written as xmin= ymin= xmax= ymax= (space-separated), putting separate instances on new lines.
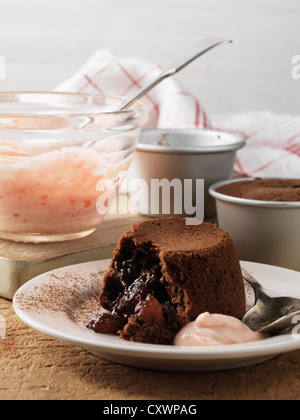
xmin=56 ymin=49 xmax=300 ymax=178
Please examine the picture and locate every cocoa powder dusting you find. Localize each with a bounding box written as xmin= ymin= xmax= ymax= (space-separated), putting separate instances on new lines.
xmin=14 ymin=268 xmax=107 ymax=327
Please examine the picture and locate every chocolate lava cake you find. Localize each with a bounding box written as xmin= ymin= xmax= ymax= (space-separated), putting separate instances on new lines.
xmin=87 ymin=218 xmax=246 ymax=345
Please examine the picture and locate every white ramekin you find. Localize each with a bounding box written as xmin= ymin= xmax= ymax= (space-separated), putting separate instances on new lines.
xmin=128 ymin=129 xmax=245 ymax=219
xmin=209 ymin=178 xmax=300 ymax=271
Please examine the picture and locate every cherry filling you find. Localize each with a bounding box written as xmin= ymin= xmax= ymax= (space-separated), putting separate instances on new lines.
xmin=87 ymin=247 xmax=176 ymax=335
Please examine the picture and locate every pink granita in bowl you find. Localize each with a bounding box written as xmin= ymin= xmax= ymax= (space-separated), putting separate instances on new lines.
xmin=0 ymin=92 xmax=147 ymax=242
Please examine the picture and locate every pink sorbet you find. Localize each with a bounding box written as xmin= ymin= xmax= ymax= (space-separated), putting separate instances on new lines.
xmin=174 ymin=312 xmax=265 ymax=347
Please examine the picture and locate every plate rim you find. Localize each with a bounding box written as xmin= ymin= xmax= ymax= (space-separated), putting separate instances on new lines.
xmin=13 ymin=259 xmax=300 ymax=361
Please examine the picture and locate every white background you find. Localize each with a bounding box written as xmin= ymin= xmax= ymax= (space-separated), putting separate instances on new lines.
xmin=0 ymin=0 xmax=299 ymax=116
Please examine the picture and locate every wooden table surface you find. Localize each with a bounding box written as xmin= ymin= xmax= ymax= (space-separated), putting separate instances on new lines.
xmin=0 ymin=206 xmax=299 ymax=400
xmin=1 ymin=296 xmax=300 ymax=400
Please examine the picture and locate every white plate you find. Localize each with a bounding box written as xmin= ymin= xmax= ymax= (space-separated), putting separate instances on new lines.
xmin=13 ymin=260 xmax=300 ymax=372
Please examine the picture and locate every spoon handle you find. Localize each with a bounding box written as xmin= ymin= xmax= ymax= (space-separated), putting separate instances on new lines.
xmin=241 ymin=268 xmax=264 ymax=293
xmin=241 ymin=268 xmax=273 ymax=304
xmin=118 ymin=37 xmax=232 ymax=111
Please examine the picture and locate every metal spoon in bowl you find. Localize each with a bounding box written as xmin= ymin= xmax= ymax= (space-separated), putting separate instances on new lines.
xmin=118 ymin=37 xmax=232 ymax=111
xmin=242 ymin=268 xmax=300 ymax=335
xmin=82 ymin=38 xmax=232 ymax=147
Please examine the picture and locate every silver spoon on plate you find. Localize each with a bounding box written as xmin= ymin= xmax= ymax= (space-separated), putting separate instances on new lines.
xmin=242 ymin=268 xmax=300 ymax=335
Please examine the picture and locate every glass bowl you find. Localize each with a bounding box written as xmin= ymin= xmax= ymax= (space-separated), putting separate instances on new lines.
xmin=0 ymin=92 xmax=148 ymax=243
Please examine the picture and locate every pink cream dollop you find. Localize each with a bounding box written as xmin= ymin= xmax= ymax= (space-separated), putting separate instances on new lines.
xmin=174 ymin=312 xmax=265 ymax=347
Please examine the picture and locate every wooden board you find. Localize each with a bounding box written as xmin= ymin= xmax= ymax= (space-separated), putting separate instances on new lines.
xmin=0 ymin=196 xmax=148 ymax=300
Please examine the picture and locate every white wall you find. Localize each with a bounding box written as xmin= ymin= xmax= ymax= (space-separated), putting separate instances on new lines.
xmin=0 ymin=0 xmax=299 ymax=115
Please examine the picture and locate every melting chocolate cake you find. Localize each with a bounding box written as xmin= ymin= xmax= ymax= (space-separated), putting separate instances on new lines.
xmin=87 ymin=218 xmax=246 ymax=345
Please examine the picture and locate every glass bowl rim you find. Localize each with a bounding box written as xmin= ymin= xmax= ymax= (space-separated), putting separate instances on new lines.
xmin=0 ymin=91 xmax=146 ymax=117
xmin=0 ymin=92 xmax=148 ymax=131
